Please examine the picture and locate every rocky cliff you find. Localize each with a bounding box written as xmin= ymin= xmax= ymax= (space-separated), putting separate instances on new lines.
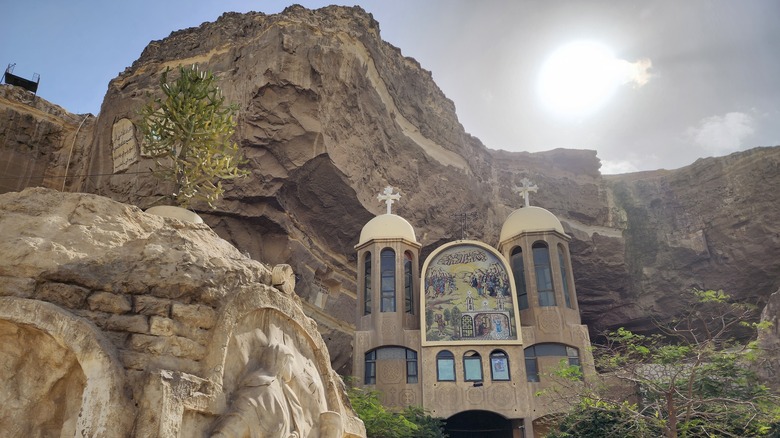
xmin=1 ymin=5 xmax=779 ymax=373
xmin=0 ymin=85 xmax=95 ymax=194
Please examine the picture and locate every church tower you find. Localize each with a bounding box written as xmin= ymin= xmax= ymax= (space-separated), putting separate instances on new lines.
xmin=353 ymin=187 xmax=423 ymax=408
xmin=497 ymin=178 xmax=583 ymax=332
xmin=496 ymin=178 xmax=594 ymax=435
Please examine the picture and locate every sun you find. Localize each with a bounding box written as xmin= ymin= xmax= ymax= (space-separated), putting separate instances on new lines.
xmin=537 ymin=41 xmax=623 ymax=117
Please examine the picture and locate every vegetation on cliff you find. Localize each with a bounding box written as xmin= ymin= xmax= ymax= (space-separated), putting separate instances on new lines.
xmin=139 ymin=65 xmax=247 ymax=208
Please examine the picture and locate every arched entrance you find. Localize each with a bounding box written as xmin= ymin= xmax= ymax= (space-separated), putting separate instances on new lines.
xmin=446 ymin=410 xmax=514 ymax=438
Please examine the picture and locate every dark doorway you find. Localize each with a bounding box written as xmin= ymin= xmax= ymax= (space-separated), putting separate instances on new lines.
xmin=446 ymin=410 xmax=514 ymax=438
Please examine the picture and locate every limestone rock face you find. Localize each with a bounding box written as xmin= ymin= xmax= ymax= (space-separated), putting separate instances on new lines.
xmin=0 ymin=85 xmax=95 ymax=194
xmin=1 ymin=5 xmax=779 ymax=374
xmin=84 ymin=6 xmax=615 ymax=365
xmin=595 ymin=149 xmax=780 ymax=333
xmin=0 ymin=187 xmax=364 ymax=437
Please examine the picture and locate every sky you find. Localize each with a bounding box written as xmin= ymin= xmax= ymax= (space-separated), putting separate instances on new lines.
xmin=2 ymin=1 xmax=779 ymax=174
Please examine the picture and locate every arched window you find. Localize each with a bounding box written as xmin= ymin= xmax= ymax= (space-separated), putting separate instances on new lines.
xmin=533 ymin=242 xmax=556 ymax=306
xmin=511 ymin=246 xmax=528 ymax=310
xmin=558 ymin=244 xmax=573 ymax=308
xmin=364 ymin=350 xmax=376 ymax=384
xmin=404 ymin=251 xmax=414 ymax=314
xmin=406 ymin=349 xmax=418 ymax=383
xmin=490 ymin=350 xmax=510 ymax=381
xmin=363 ymin=252 xmax=372 ymax=315
xmin=436 ymin=350 xmax=456 ymax=381
xmin=463 ymin=350 xmax=483 ymax=382
xmin=381 ymin=249 xmax=396 ymax=312
xmin=365 ymin=347 xmax=418 ymax=385
xmin=524 ymin=343 xmax=581 ymax=382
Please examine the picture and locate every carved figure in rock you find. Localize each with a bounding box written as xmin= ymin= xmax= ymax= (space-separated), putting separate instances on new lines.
xmin=211 ymin=342 xmax=342 ymax=438
xmin=212 ymin=343 xmax=302 ymax=438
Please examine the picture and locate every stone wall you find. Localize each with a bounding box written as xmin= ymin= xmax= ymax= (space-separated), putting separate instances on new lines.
xmin=0 ymin=187 xmax=364 ymax=437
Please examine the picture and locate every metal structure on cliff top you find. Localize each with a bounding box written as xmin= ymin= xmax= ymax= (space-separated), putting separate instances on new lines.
xmin=3 ymin=63 xmax=40 ymax=94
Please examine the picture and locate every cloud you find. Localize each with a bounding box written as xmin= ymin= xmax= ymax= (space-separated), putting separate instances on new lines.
xmin=480 ymin=89 xmax=494 ymax=103
xmin=600 ymin=159 xmax=640 ymax=175
xmin=687 ymin=112 xmax=755 ymax=154
xmin=615 ymin=58 xmax=652 ymax=87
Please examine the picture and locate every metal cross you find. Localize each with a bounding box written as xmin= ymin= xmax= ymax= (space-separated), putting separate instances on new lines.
xmin=377 ymin=186 xmax=401 ymax=214
xmin=514 ymin=177 xmax=538 ymax=207
xmin=453 ymin=211 xmax=477 ymax=240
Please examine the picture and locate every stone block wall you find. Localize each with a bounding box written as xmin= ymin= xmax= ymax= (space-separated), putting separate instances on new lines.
xmin=0 ymin=188 xmax=365 ymax=437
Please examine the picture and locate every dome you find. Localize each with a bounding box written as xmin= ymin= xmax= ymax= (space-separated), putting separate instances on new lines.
xmin=358 ymin=214 xmax=417 ymax=246
xmin=499 ymin=206 xmax=565 ymax=242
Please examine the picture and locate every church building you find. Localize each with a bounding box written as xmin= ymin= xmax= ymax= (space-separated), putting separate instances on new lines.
xmin=352 ymin=181 xmax=595 ymax=438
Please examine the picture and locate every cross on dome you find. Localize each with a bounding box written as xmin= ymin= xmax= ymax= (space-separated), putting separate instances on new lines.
xmin=514 ymin=177 xmax=538 ymax=207
xmin=377 ymin=186 xmax=401 ymax=214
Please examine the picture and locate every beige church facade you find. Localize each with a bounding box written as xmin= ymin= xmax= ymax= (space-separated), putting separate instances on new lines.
xmin=353 ymin=183 xmax=595 ymax=437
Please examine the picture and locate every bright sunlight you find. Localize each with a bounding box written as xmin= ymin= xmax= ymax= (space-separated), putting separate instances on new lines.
xmin=537 ymin=41 xmax=651 ymax=117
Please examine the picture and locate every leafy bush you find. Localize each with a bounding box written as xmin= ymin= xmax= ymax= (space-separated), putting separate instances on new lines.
xmin=346 ymin=384 xmax=447 ymax=437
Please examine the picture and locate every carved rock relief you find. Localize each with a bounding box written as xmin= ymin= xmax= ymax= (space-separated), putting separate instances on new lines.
xmin=213 ymin=309 xmax=343 ymax=438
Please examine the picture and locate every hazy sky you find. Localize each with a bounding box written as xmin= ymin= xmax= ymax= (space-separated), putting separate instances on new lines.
xmin=2 ymin=1 xmax=778 ymax=173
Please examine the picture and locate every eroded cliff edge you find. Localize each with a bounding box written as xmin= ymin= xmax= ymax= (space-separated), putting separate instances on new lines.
xmin=1 ymin=5 xmax=778 ymax=373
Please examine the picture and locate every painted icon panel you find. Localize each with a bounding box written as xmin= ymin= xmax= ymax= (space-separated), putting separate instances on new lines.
xmin=422 ymin=242 xmax=519 ymax=345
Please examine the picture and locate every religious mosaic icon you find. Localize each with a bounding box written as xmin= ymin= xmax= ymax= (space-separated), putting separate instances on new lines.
xmin=421 ymin=242 xmax=519 ymax=345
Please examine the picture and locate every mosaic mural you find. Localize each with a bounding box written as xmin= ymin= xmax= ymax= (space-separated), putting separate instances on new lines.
xmin=422 ymin=242 xmax=518 ymax=344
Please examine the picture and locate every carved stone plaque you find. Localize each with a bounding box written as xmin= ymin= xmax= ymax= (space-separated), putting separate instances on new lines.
xmin=437 ymin=386 xmax=459 ymax=410
xmin=378 ymin=361 xmax=403 ymax=384
xmin=465 ymin=387 xmax=485 ymax=405
xmin=539 ymin=311 xmax=561 ymax=333
xmin=491 ymin=385 xmax=515 ymax=407
xmin=382 ymin=319 xmax=398 ymax=339
xmin=111 ymin=118 xmax=138 ymax=173
xmin=400 ymin=389 xmax=416 ymax=405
